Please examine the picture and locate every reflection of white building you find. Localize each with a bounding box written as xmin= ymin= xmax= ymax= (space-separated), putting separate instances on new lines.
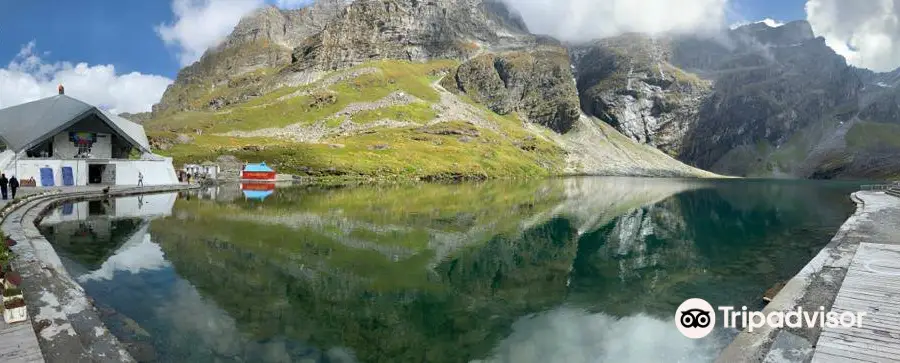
xmin=0 ymin=91 xmax=178 ymax=186
xmin=40 ymin=193 xmax=179 ymax=281
xmin=41 ymin=193 xmax=177 ymax=224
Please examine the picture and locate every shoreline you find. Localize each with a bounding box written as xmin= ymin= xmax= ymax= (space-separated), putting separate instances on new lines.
xmin=0 ymin=184 xmax=197 ymax=363
xmin=0 ymin=182 xmax=881 ymax=362
xmin=716 ymin=190 xmax=897 ymax=362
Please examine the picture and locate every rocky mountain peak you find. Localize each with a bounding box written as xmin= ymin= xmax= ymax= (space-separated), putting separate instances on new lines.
xmin=732 ymin=20 xmax=815 ymax=47
xmin=224 ymin=0 xmax=349 ymax=50
xmin=290 ymin=0 xmax=534 ymax=71
xmin=479 ymin=0 xmax=529 ymax=34
xmin=225 ymin=6 xmax=294 ymax=48
xmin=154 ymin=0 xmax=534 ymax=115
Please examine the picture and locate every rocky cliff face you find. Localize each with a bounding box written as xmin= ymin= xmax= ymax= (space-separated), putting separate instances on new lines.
xmin=224 ymin=1 xmax=349 ymax=49
xmin=572 ymin=20 xmax=900 ymax=179
xmin=154 ymin=0 xmax=532 ymax=115
xmin=679 ymin=21 xmax=862 ymax=175
xmin=291 ymin=0 xmax=532 ymax=72
xmin=571 ymin=35 xmax=712 ymax=156
xmin=441 ymin=43 xmax=580 ymax=133
xmin=153 ymin=1 xmax=349 ymax=115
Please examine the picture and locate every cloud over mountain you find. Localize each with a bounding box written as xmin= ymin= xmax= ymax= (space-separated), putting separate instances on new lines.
xmin=0 ymin=42 xmax=172 ymax=114
xmin=503 ymin=0 xmax=728 ymax=42
xmin=806 ymin=0 xmax=900 ymax=72
xmin=156 ymin=0 xmax=265 ymax=66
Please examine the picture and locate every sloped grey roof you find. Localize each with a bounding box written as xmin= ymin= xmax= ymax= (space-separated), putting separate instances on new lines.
xmin=99 ymin=109 xmax=151 ymax=152
xmin=0 ymin=95 xmax=150 ymax=153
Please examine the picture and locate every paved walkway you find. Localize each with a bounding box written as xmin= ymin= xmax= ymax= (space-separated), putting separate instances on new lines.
xmin=0 ymin=320 xmax=43 ymax=363
xmin=0 ymin=188 xmax=51 ymax=363
xmin=0 ymin=188 xmax=43 ymax=209
xmin=0 ymin=185 xmax=193 ymax=363
xmin=810 ymin=191 xmax=900 ymax=363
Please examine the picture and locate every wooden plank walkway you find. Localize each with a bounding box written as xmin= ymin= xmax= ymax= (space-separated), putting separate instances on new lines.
xmin=812 ymin=243 xmax=900 ymax=363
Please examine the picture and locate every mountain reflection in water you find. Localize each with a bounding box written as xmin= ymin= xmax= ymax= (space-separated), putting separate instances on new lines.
xmin=37 ymin=178 xmax=859 ymax=363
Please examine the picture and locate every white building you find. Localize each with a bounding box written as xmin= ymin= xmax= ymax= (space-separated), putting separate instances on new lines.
xmin=0 ymin=92 xmax=178 ymax=186
xmin=182 ymin=163 xmax=219 ymax=180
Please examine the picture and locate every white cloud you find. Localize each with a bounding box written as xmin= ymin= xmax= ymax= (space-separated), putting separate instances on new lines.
xmin=729 ymin=18 xmax=785 ymax=30
xmin=0 ymin=42 xmax=173 ymax=114
xmin=759 ymin=18 xmax=785 ymax=28
xmin=156 ymin=0 xmax=265 ymax=66
xmin=483 ymin=307 xmax=728 ymax=363
xmin=806 ymin=0 xmax=900 ymax=72
xmin=503 ymin=0 xmax=728 ymax=42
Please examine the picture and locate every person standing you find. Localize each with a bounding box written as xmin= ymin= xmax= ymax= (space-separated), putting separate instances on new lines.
xmin=0 ymin=174 xmax=8 ymax=200
xmin=9 ymin=176 xmax=19 ymax=199
xmin=138 ymin=172 xmax=144 ymax=187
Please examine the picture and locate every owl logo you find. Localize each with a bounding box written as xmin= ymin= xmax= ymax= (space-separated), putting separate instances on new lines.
xmin=680 ymin=308 xmax=712 ymax=328
xmin=675 ymin=298 xmax=716 ymax=339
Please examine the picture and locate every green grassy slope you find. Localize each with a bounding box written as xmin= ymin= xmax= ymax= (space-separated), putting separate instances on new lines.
xmin=147 ymin=60 xmax=569 ymax=180
xmin=146 ymin=58 xmax=713 ymax=180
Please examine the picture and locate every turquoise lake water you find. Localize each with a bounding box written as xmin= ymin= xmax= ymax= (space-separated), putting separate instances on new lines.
xmin=37 ymin=177 xmax=860 ymax=362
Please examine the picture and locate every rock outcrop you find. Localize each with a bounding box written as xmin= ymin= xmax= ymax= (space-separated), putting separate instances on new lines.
xmin=153 ymin=1 xmax=349 ymax=115
xmin=290 ymin=0 xmax=531 ymax=72
xmin=442 ymin=44 xmax=580 ymax=133
xmin=571 ymin=34 xmax=712 ymax=155
xmin=224 ymin=1 xmax=348 ymax=50
xmin=679 ymin=21 xmax=862 ymax=175
xmin=153 ymin=0 xmax=534 ymax=115
xmin=571 ymin=20 xmax=900 ymax=179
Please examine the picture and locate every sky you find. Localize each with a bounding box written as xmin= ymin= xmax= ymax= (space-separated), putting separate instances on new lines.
xmin=729 ymin=0 xmax=808 ymax=26
xmin=0 ymin=0 xmax=897 ymax=114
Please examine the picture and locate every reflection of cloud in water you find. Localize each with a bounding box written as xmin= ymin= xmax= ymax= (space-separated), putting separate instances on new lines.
xmin=78 ymin=225 xmax=170 ymax=282
xmin=157 ymin=279 xmax=359 ymax=362
xmin=479 ymin=307 xmax=723 ymax=363
xmin=159 ymin=280 xmax=243 ymax=358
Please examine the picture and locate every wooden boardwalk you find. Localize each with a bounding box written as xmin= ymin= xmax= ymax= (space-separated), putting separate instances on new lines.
xmin=812 ymin=243 xmax=900 ymax=363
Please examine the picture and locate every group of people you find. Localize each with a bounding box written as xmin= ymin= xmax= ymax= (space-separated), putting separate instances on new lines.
xmin=176 ymin=170 xmax=201 ymax=184
xmin=0 ymin=174 xmax=20 ymax=200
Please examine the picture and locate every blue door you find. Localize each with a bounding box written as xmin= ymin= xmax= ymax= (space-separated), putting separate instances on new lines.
xmin=61 ymin=167 xmax=74 ymax=186
xmin=39 ymin=168 xmax=54 ymax=187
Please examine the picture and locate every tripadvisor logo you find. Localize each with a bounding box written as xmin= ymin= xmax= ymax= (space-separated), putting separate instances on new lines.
xmin=675 ymin=298 xmax=716 ymax=339
xmin=674 ymin=298 xmax=867 ymax=339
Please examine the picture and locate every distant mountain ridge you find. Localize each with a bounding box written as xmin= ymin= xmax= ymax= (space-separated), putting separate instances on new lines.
xmin=569 ymin=20 xmax=900 ymax=179
xmin=146 ymin=0 xmax=900 ymax=180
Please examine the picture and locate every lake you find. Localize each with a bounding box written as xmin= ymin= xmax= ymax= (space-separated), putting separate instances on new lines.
xmin=37 ymin=177 xmax=860 ymax=363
